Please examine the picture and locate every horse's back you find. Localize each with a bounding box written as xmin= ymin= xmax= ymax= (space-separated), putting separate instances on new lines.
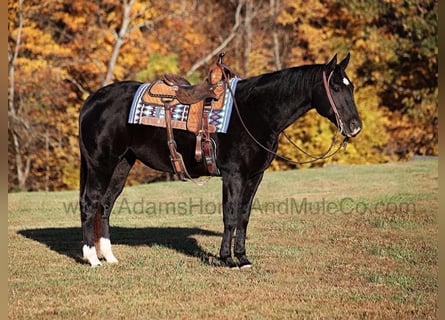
xmin=79 ymin=81 xmax=142 ymax=158
xmin=80 ymin=81 xmax=141 ymax=118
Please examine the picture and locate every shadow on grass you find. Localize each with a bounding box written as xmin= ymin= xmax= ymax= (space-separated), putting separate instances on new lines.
xmin=17 ymin=226 xmax=222 ymax=266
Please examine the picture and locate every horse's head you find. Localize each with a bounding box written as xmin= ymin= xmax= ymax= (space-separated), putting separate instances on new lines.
xmin=313 ymin=53 xmax=362 ymax=138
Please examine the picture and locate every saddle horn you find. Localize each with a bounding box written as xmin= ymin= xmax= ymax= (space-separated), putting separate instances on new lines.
xmin=217 ymin=52 xmax=226 ymax=65
xmin=211 ymin=52 xmax=237 ymax=82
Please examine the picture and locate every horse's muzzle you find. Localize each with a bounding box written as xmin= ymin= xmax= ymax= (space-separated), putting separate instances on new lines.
xmin=344 ymin=119 xmax=362 ymax=137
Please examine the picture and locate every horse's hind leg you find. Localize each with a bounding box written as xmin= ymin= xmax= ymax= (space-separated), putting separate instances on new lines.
xmin=96 ymin=154 xmax=135 ymax=263
xmin=80 ymin=159 xmax=118 ymax=267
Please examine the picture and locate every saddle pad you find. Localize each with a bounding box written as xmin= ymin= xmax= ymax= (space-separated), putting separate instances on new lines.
xmin=128 ymin=77 xmax=240 ymax=133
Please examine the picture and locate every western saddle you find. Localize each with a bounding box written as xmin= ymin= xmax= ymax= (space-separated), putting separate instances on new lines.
xmin=141 ymin=52 xmax=236 ymax=181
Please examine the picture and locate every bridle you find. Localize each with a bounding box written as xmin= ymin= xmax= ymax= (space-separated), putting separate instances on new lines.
xmin=228 ymin=69 xmax=349 ymax=165
xmin=322 ymin=70 xmax=345 ymax=135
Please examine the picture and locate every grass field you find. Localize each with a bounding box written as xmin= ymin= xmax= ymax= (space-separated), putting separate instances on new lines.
xmin=8 ymin=159 xmax=438 ymax=319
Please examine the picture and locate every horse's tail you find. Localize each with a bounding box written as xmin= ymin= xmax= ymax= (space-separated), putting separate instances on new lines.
xmin=79 ymin=153 xmax=86 ymax=193
xmin=78 ymin=101 xmax=88 ymax=200
xmin=79 ymin=141 xmax=102 ymax=243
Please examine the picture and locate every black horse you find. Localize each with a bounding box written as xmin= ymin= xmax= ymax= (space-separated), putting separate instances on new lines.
xmin=79 ymin=54 xmax=362 ymax=267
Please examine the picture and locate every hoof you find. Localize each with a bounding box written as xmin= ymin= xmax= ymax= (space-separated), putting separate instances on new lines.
xmin=237 ymin=255 xmax=252 ymax=269
xmin=90 ymin=261 xmax=102 ymax=268
xmin=221 ymin=257 xmax=238 ymax=269
xmin=83 ymin=245 xmax=102 ymax=267
xmin=105 ymin=256 xmax=119 ymax=264
xmin=99 ymin=238 xmax=118 ymax=264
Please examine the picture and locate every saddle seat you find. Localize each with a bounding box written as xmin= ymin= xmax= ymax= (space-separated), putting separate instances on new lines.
xmin=141 ymin=80 xmax=222 ymax=134
xmin=160 ymin=73 xmax=219 ymax=105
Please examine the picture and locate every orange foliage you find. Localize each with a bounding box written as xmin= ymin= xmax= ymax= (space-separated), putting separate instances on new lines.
xmin=8 ymin=0 xmax=437 ymax=191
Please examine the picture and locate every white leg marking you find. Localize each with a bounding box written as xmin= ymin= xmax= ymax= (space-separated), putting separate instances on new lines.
xmin=83 ymin=245 xmax=102 ymax=267
xmin=99 ymin=238 xmax=118 ymax=263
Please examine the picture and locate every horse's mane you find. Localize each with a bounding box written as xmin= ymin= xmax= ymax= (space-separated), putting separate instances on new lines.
xmin=238 ymin=64 xmax=324 ymax=101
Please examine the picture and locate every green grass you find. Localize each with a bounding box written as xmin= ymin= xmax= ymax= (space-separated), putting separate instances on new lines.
xmin=8 ymin=159 xmax=438 ymax=319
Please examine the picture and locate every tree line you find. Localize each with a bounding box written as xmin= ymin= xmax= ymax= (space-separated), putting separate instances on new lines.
xmin=8 ymin=0 xmax=438 ymax=191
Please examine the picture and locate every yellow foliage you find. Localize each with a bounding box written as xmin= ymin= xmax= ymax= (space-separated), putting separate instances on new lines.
xmin=270 ymin=83 xmax=391 ymax=171
xmin=8 ymin=0 xmax=437 ymax=191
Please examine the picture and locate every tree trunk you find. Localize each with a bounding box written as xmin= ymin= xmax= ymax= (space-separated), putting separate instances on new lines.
xmin=9 ymin=0 xmax=30 ymax=191
xmin=270 ymin=0 xmax=282 ymax=69
xmin=242 ymin=0 xmax=253 ymax=75
xmin=186 ymin=0 xmax=244 ymax=77
xmin=102 ymin=0 xmax=135 ymax=86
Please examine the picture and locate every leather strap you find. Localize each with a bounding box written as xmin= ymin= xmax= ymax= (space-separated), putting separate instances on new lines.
xmin=164 ymin=102 xmax=187 ymax=180
xmin=322 ymin=70 xmax=344 ymax=133
xmin=195 ymin=132 xmax=203 ymax=162
xmin=201 ymin=110 xmax=220 ymax=175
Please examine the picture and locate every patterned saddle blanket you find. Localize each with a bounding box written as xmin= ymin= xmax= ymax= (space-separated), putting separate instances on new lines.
xmin=128 ymin=77 xmax=240 ymax=133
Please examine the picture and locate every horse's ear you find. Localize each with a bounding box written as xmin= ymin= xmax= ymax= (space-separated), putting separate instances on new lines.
xmin=339 ymin=53 xmax=351 ymax=70
xmin=325 ymin=54 xmax=337 ymax=73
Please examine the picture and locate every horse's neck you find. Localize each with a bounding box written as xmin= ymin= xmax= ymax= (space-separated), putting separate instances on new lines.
xmin=237 ymin=65 xmax=320 ymax=134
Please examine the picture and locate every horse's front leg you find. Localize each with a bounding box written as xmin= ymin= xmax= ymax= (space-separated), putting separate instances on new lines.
xmin=233 ymin=173 xmax=264 ymax=268
xmin=220 ymin=172 xmax=264 ymax=268
xmin=220 ymin=173 xmax=244 ymax=268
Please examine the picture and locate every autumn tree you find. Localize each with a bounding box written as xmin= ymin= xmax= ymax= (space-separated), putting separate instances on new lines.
xmin=9 ymin=0 xmax=76 ymax=191
xmin=268 ymin=0 xmax=437 ymax=169
xmin=8 ymin=0 xmax=156 ymax=190
xmin=8 ymin=0 xmax=438 ymax=191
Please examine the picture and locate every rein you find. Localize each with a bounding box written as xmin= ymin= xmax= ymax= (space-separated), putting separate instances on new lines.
xmin=227 ymin=70 xmax=349 ymax=166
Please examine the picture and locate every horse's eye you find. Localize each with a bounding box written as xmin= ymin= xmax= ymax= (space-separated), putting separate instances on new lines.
xmin=332 ymin=85 xmax=340 ymax=92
